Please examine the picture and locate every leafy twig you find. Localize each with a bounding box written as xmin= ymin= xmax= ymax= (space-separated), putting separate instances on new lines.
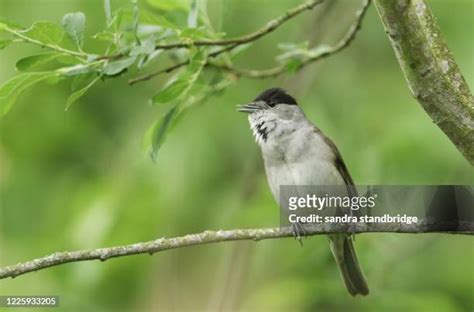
xmin=129 ymin=0 xmax=370 ymax=83
xmin=153 ymin=0 xmax=323 ymax=49
xmin=128 ymin=0 xmax=324 ymax=84
xmin=4 ymin=26 xmax=87 ymax=59
xmin=128 ymin=44 xmax=238 ymax=85
xmin=211 ymin=0 xmax=371 ymax=79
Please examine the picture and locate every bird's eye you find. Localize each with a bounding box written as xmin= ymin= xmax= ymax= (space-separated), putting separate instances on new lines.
xmin=268 ymin=101 xmax=276 ymax=107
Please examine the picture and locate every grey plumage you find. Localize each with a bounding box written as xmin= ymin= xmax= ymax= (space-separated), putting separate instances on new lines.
xmin=239 ymin=88 xmax=369 ymax=296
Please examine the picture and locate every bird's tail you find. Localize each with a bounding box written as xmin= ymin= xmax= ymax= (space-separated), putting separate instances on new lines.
xmin=328 ymin=234 xmax=369 ymax=296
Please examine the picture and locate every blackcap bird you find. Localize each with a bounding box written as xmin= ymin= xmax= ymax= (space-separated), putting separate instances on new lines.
xmin=238 ymin=87 xmax=369 ymax=296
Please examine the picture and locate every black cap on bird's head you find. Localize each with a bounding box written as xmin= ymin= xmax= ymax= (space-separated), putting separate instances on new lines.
xmin=237 ymin=87 xmax=297 ymax=113
xmin=254 ymin=88 xmax=297 ymax=106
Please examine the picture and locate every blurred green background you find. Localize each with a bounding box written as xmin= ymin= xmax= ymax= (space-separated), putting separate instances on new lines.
xmin=0 ymin=0 xmax=473 ymax=311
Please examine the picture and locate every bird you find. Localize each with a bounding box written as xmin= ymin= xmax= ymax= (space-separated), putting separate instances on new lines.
xmin=237 ymin=87 xmax=369 ymax=296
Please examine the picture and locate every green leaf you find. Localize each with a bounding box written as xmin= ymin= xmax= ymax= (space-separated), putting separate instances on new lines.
xmin=188 ymin=0 xmax=199 ymax=28
xmin=21 ymin=21 xmax=64 ymax=45
xmin=61 ymin=12 xmax=86 ymax=49
xmin=57 ymin=63 xmax=97 ymax=76
xmin=65 ymin=75 xmax=100 ymax=110
xmin=278 ymin=41 xmax=309 ymax=52
xmin=104 ymin=0 xmax=112 ymax=26
xmin=186 ymin=48 xmax=206 ymax=73
xmin=146 ymin=106 xmax=178 ymax=162
xmin=112 ymin=8 xmax=124 ymax=31
xmin=0 ymin=23 xmax=6 ymax=31
xmin=71 ymin=73 xmax=95 ymax=91
xmin=0 ymin=18 xmax=23 ymax=29
xmin=138 ymin=49 xmax=163 ymax=69
xmin=56 ymin=54 xmax=82 ymax=65
xmin=179 ymin=27 xmax=209 ymax=40
xmin=45 ymin=74 xmax=65 ymax=85
xmin=276 ymin=41 xmax=311 ymax=63
xmin=152 ymin=80 xmax=190 ymax=104
xmin=145 ymin=75 xmax=233 ymax=162
xmin=0 ymin=39 xmax=12 ymax=49
xmin=0 ymin=72 xmax=57 ymax=116
xmin=152 ymin=49 xmax=206 ymax=105
xmin=308 ymin=44 xmax=332 ymax=57
xmin=16 ymin=52 xmax=63 ymax=71
xmin=147 ymin=0 xmax=189 ymax=11
xmin=102 ymin=56 xmax=137 ymax=76
xmin=276 ymin=42 xmax=331 ymax=65
xmin=284 ymin=59 xmax=303 ymax=74
xmin=130 ymin=37 xmax=155 ymax=56
xmin=131 ymin=0 xmax=139 ymax=37
xmin=111 ymin=6 xmax=138 ymax=33
xmin=139 ymin=11 xmax=178 ymax=29
xmin=92 ymin=30 xmax=115 ymax=43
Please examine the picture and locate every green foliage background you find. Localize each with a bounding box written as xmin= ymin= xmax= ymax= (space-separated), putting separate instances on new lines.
xmin=0 ymin=0 xmax=473 ymax=311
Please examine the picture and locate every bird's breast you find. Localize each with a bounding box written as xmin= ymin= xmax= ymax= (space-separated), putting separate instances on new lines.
xmin=261 ymin=127 xmax=345 ymax=200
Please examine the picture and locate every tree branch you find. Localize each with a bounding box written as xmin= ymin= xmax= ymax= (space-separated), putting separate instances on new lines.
xmin=127 ymin=0 xmax=325 ymax=85
xmin=129 ymin=0 xmax=370 ymax=84
xmin=128 ymin=43 xmax=239 ymax=85
xmin=109 ymin=0 xmax=323 ymax=64
xmin=4 ymin=26 xmax=87 ymax=59
xmin=1 ymin=221 xmax=471 ymax=280
xmin=210 ymin=0 xmax=371 ymax=79
xmin=373 ymin=0 xmax=474 ymax=164
xmin=154 ymin=0 xmax=323 ymax=49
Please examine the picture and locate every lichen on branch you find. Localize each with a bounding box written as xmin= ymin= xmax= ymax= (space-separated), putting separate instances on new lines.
xmin=0 ymin=221 xmax=471 ymax=280
xmin=373 ymin=0 xmax=474 ymax=164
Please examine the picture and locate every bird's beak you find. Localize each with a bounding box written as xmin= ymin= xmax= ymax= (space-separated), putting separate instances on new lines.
xmin=236 ymin=102 xmax=260 ymax=114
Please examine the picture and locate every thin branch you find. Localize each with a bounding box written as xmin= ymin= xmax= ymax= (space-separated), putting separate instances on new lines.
xmin=211 ymin=0 xmax=371 ymax=79
xmin=103 ymin=0 xmax=322 ymax=61
xmin=1 ymin=221 xmax=471 ymax=280
xmin=156 ymin=0 xmax=323 ymax=49
xmin=129 ymin=0 xmax=370 ymax=84
xmin=128 ymin=0 xmax=324 ymax=84
xmin=4 ymin=27 xmax=87 ymax=59
xmin=128 ymin=43 xmax=239 ymax=85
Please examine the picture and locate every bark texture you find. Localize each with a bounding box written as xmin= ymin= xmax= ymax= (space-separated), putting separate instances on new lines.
xmin=1 ymin=221 xmax=471 ymax=280
xmin=374 ymin=0 xmax=474 ymax=164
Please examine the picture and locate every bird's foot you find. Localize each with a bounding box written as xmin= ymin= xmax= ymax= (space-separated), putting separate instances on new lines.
xmin=291 ymin=222 xmax=306 ymax=247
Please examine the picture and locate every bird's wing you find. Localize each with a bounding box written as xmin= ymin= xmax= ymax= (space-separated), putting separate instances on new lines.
xmin=318 ymin=130 xmax=358 ymax=198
